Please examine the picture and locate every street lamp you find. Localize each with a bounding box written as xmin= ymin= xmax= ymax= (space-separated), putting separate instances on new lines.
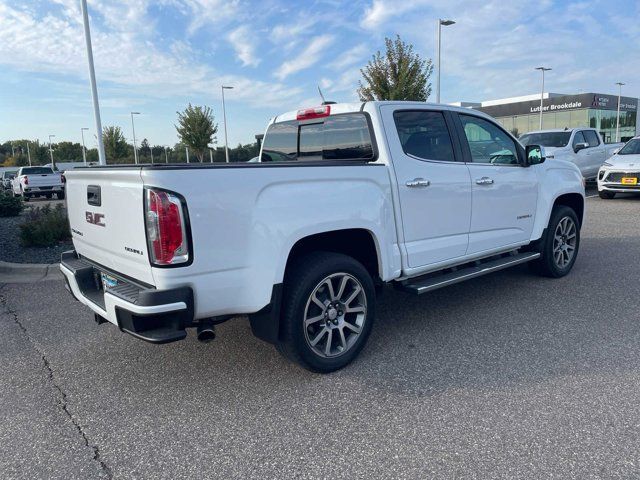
xmin=26 ymin=142 xmax=31 ymax=166
xmin=221 ymin=85 xmax=234 ymax=163
xmin=130 ymin=111 xmax=140 ymax=164
xmin=81 ymin=127 xmax=89 ymax=165
xmin=80 ymin=0 xmax=106 ymax=165
xmin=615 ymin=82 xmax=626 ymax=143
xmin=436 ymin=19 xmax=455 ymax=104
xmin=164 ymin=146 xmax=169 ymax=163
xmin=535 ymin=67 xmax=552 ymax=130
xmin=48 ymin=135 xmax=56 ymax=170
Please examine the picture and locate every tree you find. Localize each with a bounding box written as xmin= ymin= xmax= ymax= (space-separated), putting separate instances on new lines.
xmin=175 ymin=104 xmax=218 ymax=162
xmin=102 ymin=126 xmax=130 ymax=163
xmin=357 ymin=35 xmax=434 ymax=102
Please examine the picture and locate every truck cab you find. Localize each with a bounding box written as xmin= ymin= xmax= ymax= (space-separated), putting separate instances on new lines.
xmin=520 ymin=128 xmax=623 ymax=180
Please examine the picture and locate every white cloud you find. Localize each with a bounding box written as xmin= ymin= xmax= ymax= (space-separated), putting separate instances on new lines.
xmin=329 ymin=43 xmax=368 ymax=70
xmin=274 ymin=34 xmax=335 ymax=80
xmin=360 ymin=0 xmax=424 ymax=29
xmin=227 ymin=25 xmax=260 ymax=67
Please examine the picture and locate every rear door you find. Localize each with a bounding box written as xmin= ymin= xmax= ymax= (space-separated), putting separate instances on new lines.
xmin=454 ymin=113 xmax=538 ymax=255
xmin=65 ymin=168 xmax=155 ymax=285
xmin=381 ymin=106 xmax=472 ymax=268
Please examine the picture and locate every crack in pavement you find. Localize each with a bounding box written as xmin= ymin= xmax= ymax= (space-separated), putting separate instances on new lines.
xmin=0 ymin=287 xmax=113 ymax=479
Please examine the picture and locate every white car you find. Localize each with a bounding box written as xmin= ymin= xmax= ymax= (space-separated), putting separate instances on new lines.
xmin=60 ymin=101 xmax=585 ymax=372
xmin=597 ymin=136 xmax=640 ymax=199
xmin=520 ymin=128 xmax=623 ymax=181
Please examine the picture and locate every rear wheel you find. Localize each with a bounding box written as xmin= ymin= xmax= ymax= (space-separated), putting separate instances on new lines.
xmin=530 ymin=205 xmax=580 ymax=278
xmin=277 ymin=252 xmax=376 ymax=373
xmin=598 ymin=190 xmax=616 ymax=199
xmin=57 ymin=191 xmax=65 ymax=200
xmin=21 ymin=190 xmax=29 ymax=202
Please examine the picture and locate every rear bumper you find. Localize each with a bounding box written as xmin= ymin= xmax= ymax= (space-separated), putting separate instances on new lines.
xmin=60 ymin=250 xmax=194 ymax=343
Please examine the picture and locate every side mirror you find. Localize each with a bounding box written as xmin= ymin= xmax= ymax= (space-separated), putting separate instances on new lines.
xmin=525 ymin=144 xmax=546 ymax=166
xmin=574 ymin=142 xmax=589 ymax=153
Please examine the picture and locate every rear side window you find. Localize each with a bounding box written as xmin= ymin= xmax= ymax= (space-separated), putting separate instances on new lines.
xmin=583 ymin=130 xmax=600 ymax=147
xmin=393 ymin=110 xmax=456 ymax=162
xmin=261 ymin=113 xmax=374 ymax=162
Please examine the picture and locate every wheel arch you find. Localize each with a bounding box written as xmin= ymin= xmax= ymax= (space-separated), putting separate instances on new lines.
xmin=553 ymin=192 xmax=584 ymax=227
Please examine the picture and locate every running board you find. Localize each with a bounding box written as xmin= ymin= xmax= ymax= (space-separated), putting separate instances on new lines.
xmin=399 ymin=252 xmax=541 ymax=295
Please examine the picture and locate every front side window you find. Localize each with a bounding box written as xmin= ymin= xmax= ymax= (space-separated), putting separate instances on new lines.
xmin=459 ymin=115 xmax=519 ymax=165
xmin=393 ymin=110 xmax=455 ymax=162
xmin=583 ymin=130 xmax=600 ymax=147
xmin=261 ymin=113 xmax=374 ymax=162
xmin=573 ymin=131 xmax=587 ymax=148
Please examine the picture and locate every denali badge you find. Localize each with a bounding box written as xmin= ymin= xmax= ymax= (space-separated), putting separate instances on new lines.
xmin=86 ymin=211 xmax=105 ymax=227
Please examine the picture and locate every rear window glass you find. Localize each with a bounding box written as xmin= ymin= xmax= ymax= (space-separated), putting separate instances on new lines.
xmin=261 ymin=113 xmax=374 ymax=162
xmin=20 ymin=167 xmax=54 ymax=175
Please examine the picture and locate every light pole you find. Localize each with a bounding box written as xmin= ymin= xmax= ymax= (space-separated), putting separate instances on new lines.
xmin=130 ymin=112 xmax=140 ymax=164
xmin=149 ymin=145 xmax=154 ymax=163
xmin=81 ymin=127 xmax=89 ymax=165
xmin=185 ymin=146 xmax=190 ymax=163
xmin=535 ymin=67 xmax=551 ymax=130
xmin=221 ymin=85 xmax=233 ymax=162
xmin=48 ymin=135 xmax=56 ymax=170
xmin=436 ymin=19 xmax=455 ymax=104
xmin=80 ymin=0 xmax=106 ymax=165
xmin=26 ymin=142 xmax=31 ymax=166
xmin=164 ymin=146 xmax=169 ymax=163
xmin=615 ymin=82 xmax=626 ymax=143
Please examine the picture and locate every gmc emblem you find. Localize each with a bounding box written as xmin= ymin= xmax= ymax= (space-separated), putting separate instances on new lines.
xmin=86 ymin=211 xmax=105 ymax=227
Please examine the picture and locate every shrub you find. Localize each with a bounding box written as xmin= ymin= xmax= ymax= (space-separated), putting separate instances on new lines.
xmin=19 ymin=204 xmax=71 ymax=247
xmin=0 ymin=191 xmax=24 ymax=217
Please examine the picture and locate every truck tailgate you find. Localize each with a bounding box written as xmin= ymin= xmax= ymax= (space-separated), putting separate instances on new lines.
xmin=65 ymin=168 xmax=155 ymax=285
xmin=27 ymin=173 xmax=61 ymax=187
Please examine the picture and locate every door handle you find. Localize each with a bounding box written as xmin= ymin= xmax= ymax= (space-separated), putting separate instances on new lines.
xmin=475 ymin=177 xmax=494 ymax=185
xmin=406 ymin=178 xmax=431 ymax=188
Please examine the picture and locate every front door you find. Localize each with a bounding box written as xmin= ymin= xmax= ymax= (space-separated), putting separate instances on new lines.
xmin=455 ymin=113 xmax=538 ymax=255
xmin=380 ymin=106 xmax=472 ymax=269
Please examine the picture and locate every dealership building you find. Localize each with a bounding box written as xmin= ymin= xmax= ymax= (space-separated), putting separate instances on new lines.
xmin=453 ymin=92 xmax=638 ymax=143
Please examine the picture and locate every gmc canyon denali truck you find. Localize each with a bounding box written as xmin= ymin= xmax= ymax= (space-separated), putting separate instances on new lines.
xmin=61 ymin=101 xmax=585 ymax=372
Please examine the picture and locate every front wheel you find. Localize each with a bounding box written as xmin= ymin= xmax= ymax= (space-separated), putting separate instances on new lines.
xmin=598 ymin=190 xmax=616 ymax=199
xmin=277 ymin=252 xmax=376 ymax=373
xmin=530 ymin=205 xmax=580 ymax=278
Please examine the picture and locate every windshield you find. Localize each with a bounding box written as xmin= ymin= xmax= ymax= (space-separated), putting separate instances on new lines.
xmin=618 ymin=139 xmax=640 ymax=155
xmin=20 ymin=167 xmax=54 ymax=175
xmin=519 ymin=132 xmax=571 ymax=148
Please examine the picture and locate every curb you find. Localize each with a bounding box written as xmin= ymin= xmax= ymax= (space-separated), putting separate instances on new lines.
xmin=0 ymin=260 xmax=63 ymax=283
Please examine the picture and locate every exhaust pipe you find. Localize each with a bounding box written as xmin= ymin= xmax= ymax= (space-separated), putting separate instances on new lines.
xmin=197 ymin=321 xmax=216 ymax=343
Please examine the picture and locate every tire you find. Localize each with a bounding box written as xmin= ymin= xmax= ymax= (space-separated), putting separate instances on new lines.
xmin=22 ymin=191 xmax=29 ymax=202
xmin=45 ymin=194 xmax=52 ymax=199
xmin=57 ymin=191 xmax=65 ymax=200
xmin=277 ymin=252 xmax=376 ymax=373
xmin=598 ymin=190 xmax=616 ymax=199
xmin=529 ymin=205 xmax=580 ymax=278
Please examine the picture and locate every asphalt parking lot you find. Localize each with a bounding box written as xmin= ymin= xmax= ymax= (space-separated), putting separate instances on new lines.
xmin=1 ymin=192 xmax=639 ymax=479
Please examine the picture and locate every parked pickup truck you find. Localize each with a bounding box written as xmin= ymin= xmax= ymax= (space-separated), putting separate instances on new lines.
xmin=519 ymin=128 xmax=623 ymax=181
xmin=11 ymin=166 xmax=65 ymax=200
xmin=60 ymin=101 xmax=585 ymax=372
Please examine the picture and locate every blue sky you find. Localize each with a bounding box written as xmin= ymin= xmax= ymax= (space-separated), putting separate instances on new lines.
xmin=1 ymin=0 xmax=639 ymax=148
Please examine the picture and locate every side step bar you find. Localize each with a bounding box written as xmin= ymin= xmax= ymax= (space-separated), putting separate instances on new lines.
xmin=399 ymin=251 xmax=541 ymax=295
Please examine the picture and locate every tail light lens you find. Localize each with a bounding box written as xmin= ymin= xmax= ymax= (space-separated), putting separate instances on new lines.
xmin=144 ymin=188 xmax=190 ymax=266
xmin=61 ymin=174 xmax=66 ymax=184
xmin=23 ymin=176 xmax=28 ymax=185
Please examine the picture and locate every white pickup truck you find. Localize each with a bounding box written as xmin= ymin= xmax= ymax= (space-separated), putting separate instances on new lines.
xmin=61 ymin=101 xmax=585 ymax=372
xmin=11 ymin=166 xmax=65 ymax=200
xmin=519 ymin=128 xmax=623 ymax=181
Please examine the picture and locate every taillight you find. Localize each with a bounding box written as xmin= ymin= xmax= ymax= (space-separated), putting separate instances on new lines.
xmin=23 ymin=176 xmax=28 ymax=185
xmin=61 ymin=174 xmax=66 ymax=184
xmin=145 ymin=188 xmax=190 ymax=266
xmin=296 ymin=105 xmax=330 ymax=120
